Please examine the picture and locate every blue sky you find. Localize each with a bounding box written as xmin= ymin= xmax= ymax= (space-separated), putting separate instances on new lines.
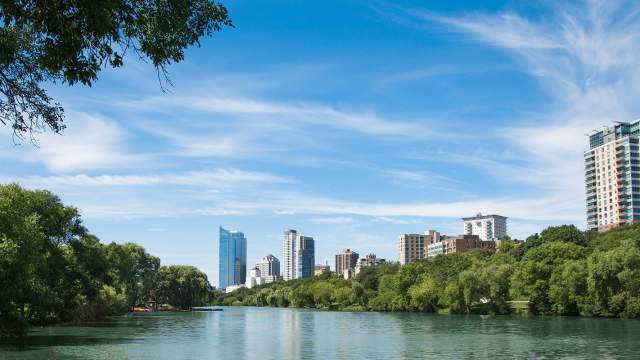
xmin=4 ymin=0 xmax=640 ymax=285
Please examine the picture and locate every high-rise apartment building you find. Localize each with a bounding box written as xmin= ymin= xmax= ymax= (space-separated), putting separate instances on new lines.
xmin=218 ymin=227 xmax=247 ymax=291
xmin=335 ymin=249 xmax=359 ymax=277
xmin=282 ymin=229 xmax=315 ymax=280
xmin=399 ymin=233 xmax=425 ymax=265
xmin=256 ymin=254 xmax=281 ymax=283
xmin=282 ymin=229 xmax=297 ymax=281
xmin=398 ymin=230 xmax=441 ymax=264
xmin=585 ymin=120 xmax=640 ymax=231
xmin=296 ymin=235 xmax=315 ymax=279
xmin=462 ymin=213 xmax=507 ymax=240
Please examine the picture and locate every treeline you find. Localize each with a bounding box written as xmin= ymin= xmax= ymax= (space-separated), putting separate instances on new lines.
xmin=215 ymin=225 xmax=640 ymax=318
xmin=0 ymin=184 xmax=212 ymax=336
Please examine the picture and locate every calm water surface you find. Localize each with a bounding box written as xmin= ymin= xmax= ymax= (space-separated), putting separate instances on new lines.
xmin=1 ymin=307 xmax=639 ymax=359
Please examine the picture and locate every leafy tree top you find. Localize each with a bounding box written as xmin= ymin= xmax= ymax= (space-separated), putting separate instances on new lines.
xmin=0 ymin=0 xmax=232 ymax=142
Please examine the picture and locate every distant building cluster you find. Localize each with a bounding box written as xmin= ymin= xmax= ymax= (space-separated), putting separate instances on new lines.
xmin=246 ymin=254 xmax=281 ymax=289
xmin=218 ymin=213 xmax=511 ymax=292
xmin=399 ymin=214 xmax=511 ymax=265
xmin=218 ymin=227 xmax=317 ymax=292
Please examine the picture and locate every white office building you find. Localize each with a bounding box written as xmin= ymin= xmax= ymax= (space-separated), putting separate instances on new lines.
xmin=282 ymin=229 xmax=315 ymax=280
xmin=245 ymin=267 xmax=265 ymax=289
xmin=256 ymin=254 xmax=281 ymax=283
xmin=462 ymin=213 xmax=507 ymax=241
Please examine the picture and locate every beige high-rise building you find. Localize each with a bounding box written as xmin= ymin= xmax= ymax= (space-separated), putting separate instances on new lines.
xmin=335 ymin=249 xmax=359 ymax=277
xmin=585 ymin=120 xmax=640 ymax=231
xmin=399 ymin=230 xmax=441 ymax=264
xmin=399 ymin=233 xmax=425 ymax=265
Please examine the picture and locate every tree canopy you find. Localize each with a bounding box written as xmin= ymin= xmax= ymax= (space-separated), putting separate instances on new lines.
xmin=0 ymin=183 xmax=213 ymax=336
xmin=0 ymin=0 xmax=232 ymax=141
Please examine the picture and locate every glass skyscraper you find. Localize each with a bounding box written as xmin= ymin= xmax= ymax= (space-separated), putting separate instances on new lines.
xmin=296 ymin=235 xmax=314 ymax=279
xmin=218 ymin=227 xmax=247 ymax=291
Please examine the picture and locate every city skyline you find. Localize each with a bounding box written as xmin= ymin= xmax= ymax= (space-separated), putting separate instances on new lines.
xmin=4 ymin=1 xmax=640 ymax=284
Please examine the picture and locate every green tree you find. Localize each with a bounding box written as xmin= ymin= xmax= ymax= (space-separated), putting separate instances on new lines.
xmin=442 ymin=281 xmax=465 ymax=313
xmin=458 ymin=270 xmax=484 ymax=313
xmin=331 ymin=287 xmax=354 ymax=308
xmin=407 ymin=277 xmax=439 ymax=312
xmin=586 ymin=240 xmax=640 ymax=317
xmin=105 ymin=243 xmax=160 ymax=308
xmin=0 ymin=184 xmax=85 ymax=328
xmin=481 ymin=263 xmax=513 ymax=314
xmin=548 ymin=260 xmax=587 ymax=315
xmin=539 ymin=225 xmax=586 ymax=245
xmin=310 ymin=282 xmax=334 ymax=309
xmin=255 ymin=288 xmax=273 ymax=307
xmin=1 ymin=0 xmax=232 ymax=141
xmin=156 ymin=265 xmax=211 ymax=310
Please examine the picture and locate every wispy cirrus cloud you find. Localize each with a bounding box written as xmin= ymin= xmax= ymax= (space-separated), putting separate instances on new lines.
xmin=1 ymin=112 xmax=146 ymax=172
xmin=121 ymin=95 xmax=440 ymax=139
xmin=2 ymin=169 xmax=292 ymax=188
xmin=380 ymin=0 xmax=640 ymax=227
xmin=307 ymin=217 xmax=356 ymax=225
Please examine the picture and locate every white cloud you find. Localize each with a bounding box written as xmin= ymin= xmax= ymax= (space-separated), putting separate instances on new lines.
xmin=4 ymin=169 xmax=291 ymax=189
xmin=307 ymin=217 xmax=356 ymax=225
xmin=382 ymin=169 xmax=460 ymax=186
xmin=371 ymin=217 xmax=420 ymax=225
xmin=1 ymin=112 xmax=143 ymax=172
xmin=122 ymin=95 xmax=437 ymax=139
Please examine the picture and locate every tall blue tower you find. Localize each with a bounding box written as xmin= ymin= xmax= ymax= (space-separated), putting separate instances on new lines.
xmin=219 ymin=227 xmax=247 ymax=291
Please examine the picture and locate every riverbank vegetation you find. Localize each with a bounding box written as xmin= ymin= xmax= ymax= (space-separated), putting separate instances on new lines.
xmin=0 ymin=184 xmax=213 ymax=336
xmin=215 ymin=224 xmax=640 ymax=319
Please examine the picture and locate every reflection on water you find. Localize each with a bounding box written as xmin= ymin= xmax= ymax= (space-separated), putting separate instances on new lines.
xmin=1 ymin=308 xmax=639 ymax=359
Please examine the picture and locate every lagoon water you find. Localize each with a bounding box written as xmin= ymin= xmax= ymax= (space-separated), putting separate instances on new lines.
xmin=1 ymin=307 xmax=639 ymax=359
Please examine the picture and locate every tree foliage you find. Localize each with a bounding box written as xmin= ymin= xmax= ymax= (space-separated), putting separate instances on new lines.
xmin=0 ymin=0 xmax=232 ymax=141
xmin=0 ymin=184 xmax=213 ymax=336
